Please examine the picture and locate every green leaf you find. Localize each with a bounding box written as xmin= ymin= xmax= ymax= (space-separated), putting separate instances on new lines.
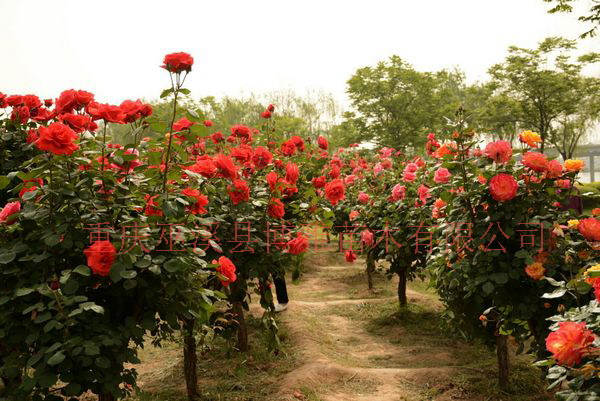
xmin=482 ymin=282 xmax=495 ymax=295
xmin=120 ymin=270 xmax=137 ymax=279
xmin=95 ymin=356 xmax=111 ymax=369
xmin=15 ymin=287 xmax=34 ymax=297
xmin=491 ymin=272 xmax=509 ymax=284
xmin=135 ymin=256 xmax=152 ymax=268
xmin=72 ymin=265 xmax=91 ymax=276
xmin=160 ymin=88 xmax=174 ymax=98
xmin=164 ymin=258 xmax=184 ymax=273
xmin=179 ymin=88 xmax=191 ymax=95
xmin=0 ymin=176 xmax=10 ymax=190
xmin=0 ymin=251 xmax=16 ymax=264
xmin=47 ymin=351 xmax=65 ymax=366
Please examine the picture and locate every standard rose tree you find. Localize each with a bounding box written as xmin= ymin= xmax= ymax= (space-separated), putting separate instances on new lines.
xmin=0 ymin=52 xmax=225 ymax=401
xmin=426 ymin=114 xmax=581 ymax=389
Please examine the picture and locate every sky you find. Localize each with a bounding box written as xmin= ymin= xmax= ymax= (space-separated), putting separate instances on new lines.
xmin=1 ymin=0 xmax=599 ymax=109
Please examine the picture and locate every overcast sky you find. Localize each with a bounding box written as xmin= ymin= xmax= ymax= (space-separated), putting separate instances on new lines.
xmin=1 ymin=0 xmax=599 ymax=109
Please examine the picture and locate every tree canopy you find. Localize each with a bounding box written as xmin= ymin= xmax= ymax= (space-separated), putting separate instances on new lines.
xmin=343 ymin=56 xmax=469 ymax=150
xmin=488 ymin=37 xmax=600 ymax=157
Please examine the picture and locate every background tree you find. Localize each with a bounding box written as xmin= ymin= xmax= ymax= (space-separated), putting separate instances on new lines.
xmin=544 ymin=0 xmax=600 ymax=38
xmin=344 ymin=56 xmax=469 ymax=150
xmin=488 ymin=37 xmax=600 ymax=154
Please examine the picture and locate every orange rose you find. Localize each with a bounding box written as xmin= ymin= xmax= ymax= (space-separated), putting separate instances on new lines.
xmin=519 ymin=130 xmax=542 ymax=148
xmin=546 ymin=322 xmax=595 ymax=366
xmin=564 ymin=159 xmax=584 ymax=172
xmin=525 ymin=262 xmax=545 ymax=280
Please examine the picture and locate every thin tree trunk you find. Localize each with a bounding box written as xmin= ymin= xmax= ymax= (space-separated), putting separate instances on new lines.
xmin=397 ymin=268 xmax=407 ymax=307
xmin=366 ymin=253 xmax=374 ymax=290
xmin=183 ymin=317 xmax=198 ymax=400
xmin=99 ymin=393 xmax=116 ymax=401
xmin=496 ymin=334 xmax=510 ymax=390
xmin=233 ymin=301 xmax=248 ymax=352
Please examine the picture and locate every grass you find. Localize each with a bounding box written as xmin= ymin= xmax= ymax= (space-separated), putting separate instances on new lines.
xmin=127 ymin=314 xmax=299 ymax=401
xmin=327 ymin=285 xmax=550 ymax=401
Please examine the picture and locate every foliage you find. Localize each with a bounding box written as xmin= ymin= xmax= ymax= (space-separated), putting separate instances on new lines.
xmin=544 ymin=0 xmax=600 ymax=38
xmin=488 ymin=37 xmax=600 ymax=158
xmin=344 ymin=56 xmax=470 ymax=149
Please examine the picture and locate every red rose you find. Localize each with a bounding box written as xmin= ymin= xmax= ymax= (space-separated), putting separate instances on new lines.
xmin=317 ymin=135 xmax=328 ymax=150
xmin=6 ymin=95 xmax=23 ymax=107
xmin=261 ymin=110 xmax=271 ymax=119
xmin=361 ymin=230 xmax=374 ymax=246
xmin=285 ymin=162 xmax=300 ymax=184
xmin=267 ymin=104 xmax=275 ymax=112
xmin=22 ymin=94 xmax=41 ymax=110
xmin=203 ymin=120 xmax=213 ymax=127
xmin=0 ymin=202 xmax=21 ymax=225
xmin=325 ymin=179 xmax=345 ymax=205
xmin=290 ymin=136 xmax=305 ymax=151
xmin=578 ymin=218 xmax=600 ymax=242
xmin=35 ymin=122 xmax=79 ymax=155
xmin=227 ymin=179 xmax=250 ymax=205
xmin=267 ymin=198 xmax=285 ymax=219
xmin=173 ymin=117 xmax=195 ymax=132
xmin=211 ymin=132 xmax=224 ymax=144
xmin=0 ymin=93 xmax=7 ymax=108
xmin=10 ymin=106 xmax=30 ymax=124
xmin=188 ymin=156 xmax=217 ymax=178
xmin=144 ymin=194 xmax=163 ymax=216
xmin=161 ymin=52 xmax=194 ymax=73
xmin=312 ymin=176 xmax=326 ymax=189
xmin=328 ymin=166 xmax=341 ymax=179
xmin=266 ymin=172 xmax=278 ymax=192
xmin=489 ymin=173 xmax=518 ymax=202
xmin=87 ymin=102 xmax=125 ymax=123
xmin=83 ymin=240 xmax=116 ymax=276
xmin=252 ymin=146 xmax=273 ymax=169
xmin=214 ymin=154 xmax=238 ymax=180
xmin=213 ymin=256 xmax=237 ymax=286
xmin=287 ymin=235 xmax=309 ymax=254
xmin=345 ymin=250 xmax=357 ymax=263
xmin=230 ymin=145 xmax=253 ymax=163
xmin=120 ymin=99 xmax=152 ymax=123
xmin=59 ymin=113 xmax=98 ymax=133
xmin=522 ymin=152 xmax=548 ymax=173
xmin=55 ymin=89 xmax=94 ymax=114
xmin=484 ymin=140 xmax=512 ymax=163
xmin=280 ymin=141 xmax=296 ymax=156
xmin=182 ymin=188 xmax=208 ymax=215
xmin=231 ymin=125 xmax=252 ymax=142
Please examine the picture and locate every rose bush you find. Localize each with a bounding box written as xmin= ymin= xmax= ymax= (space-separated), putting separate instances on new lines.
xmin=0 ymin=52 xmax=227 ymax=401
xmin=426 ymin=115 xmax=579 ymax=388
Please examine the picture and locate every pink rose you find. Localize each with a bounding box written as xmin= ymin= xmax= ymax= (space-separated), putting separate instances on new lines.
xmin=0 ymin=202 xmax=20 ymax=225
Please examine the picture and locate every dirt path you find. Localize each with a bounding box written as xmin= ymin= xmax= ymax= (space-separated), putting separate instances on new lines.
xmin=273 ymin=252 xmax=546 ymax=401
xmin=129 ymin=250 xmax=548 ymax=401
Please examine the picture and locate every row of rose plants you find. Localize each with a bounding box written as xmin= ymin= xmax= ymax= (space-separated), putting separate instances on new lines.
xmin=0 ymin=52 xmax=346 ymax=400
